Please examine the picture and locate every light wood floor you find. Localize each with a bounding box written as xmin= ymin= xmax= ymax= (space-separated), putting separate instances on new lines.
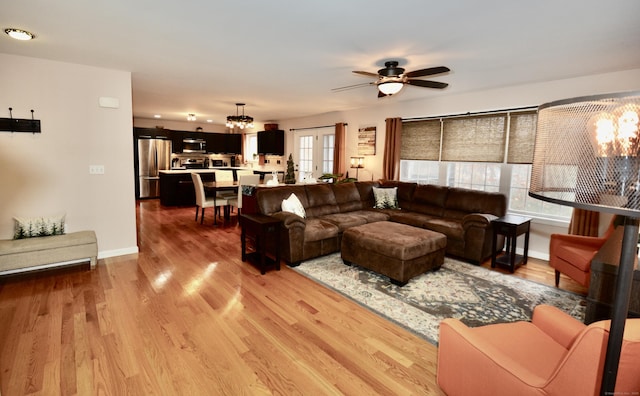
xmin=0 ymin=200 xmax=587 ymax=395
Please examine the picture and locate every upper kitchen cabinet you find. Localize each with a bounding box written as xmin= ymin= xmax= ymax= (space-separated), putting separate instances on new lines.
xmin=224 ymin=134 xmax=242 ymax=154
xmin=205 ymin=133 xmax=224 ymax=153
xmin=257 ymin=130 xmax=284 ymax=155
xmin=170 ymin=130 xmax=184 ymax=153
xmin=134 ymin=127 xmax=171 ymax=140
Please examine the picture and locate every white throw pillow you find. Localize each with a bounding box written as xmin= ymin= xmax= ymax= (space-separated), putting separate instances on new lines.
xmin=281 ymin=193 xmax=306 ymax=218
xmin=373 ymin=187 xmax=399 ymax=209
xmin=13 ymin=213 xmax=66 ymax=239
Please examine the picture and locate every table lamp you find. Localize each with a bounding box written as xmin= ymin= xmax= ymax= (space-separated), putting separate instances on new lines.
xmin=529 ymin=91 xmax=640 ymax=394
xmin=350 ymin=156 xmax=364 ymax=179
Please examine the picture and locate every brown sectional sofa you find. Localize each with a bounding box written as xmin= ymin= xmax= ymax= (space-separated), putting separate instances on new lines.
xmin=254 ymin=180 xmax=507 ymax=266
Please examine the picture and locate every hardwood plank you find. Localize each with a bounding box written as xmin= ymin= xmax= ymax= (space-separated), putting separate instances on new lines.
xmin=0 ymin=199 xmax=584 ymax=395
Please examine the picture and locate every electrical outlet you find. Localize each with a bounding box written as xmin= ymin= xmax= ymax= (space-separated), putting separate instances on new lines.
xmin=89 ymin=165 xmax=105 ymax=174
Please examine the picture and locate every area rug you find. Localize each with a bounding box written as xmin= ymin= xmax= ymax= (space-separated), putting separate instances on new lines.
xmin=293 ymin=253 xmax=586 ymax=345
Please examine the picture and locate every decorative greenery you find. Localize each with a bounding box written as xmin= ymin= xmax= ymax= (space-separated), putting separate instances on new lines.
xmin=285 ymin=154 xmax=296 ymax=184
xmin=318 ymin=173 xmax=357 ymax=184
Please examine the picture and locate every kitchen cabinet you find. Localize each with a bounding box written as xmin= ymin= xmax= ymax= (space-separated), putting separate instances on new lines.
xmin=224 ymin=134 xmax=242 ymax=154
xmin=257 ymin=130 xmax=284 ymax=155
xmin=171 ymin=130 xmax=184 ymax=153
xmin=160 ymin=171 xmax=216 ymax=206
xmin=205 ymin=133 xmax=225 ymax=154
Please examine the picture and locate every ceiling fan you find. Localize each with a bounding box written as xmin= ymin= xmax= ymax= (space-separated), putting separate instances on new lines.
xmin=333 ymin=61 xmax=450 ymax=98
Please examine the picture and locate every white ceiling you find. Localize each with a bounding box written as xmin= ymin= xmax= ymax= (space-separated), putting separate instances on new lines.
xmin=2 ymin=1 xmax=639 ymax=124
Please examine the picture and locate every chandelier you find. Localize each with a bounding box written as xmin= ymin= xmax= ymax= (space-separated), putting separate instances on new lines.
xmin=226 ymin=103 xmax=254 ymax=129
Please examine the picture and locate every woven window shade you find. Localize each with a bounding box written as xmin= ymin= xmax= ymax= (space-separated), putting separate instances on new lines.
xmin=507 ymin=111 xmax=537 ymax=164
xmin=400 ymin=119 xmax=441 ymax=160
xmin=441 ymin=115 xmax=506 ymax=162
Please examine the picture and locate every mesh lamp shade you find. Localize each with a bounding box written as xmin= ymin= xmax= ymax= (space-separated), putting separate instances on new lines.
xmin=529 ymin=91 xmax=640 ymax=216
xmin=529 ymin=91 xmax=640 ymax=394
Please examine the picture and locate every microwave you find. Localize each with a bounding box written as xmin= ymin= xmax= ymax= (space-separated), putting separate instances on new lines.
xmin=182 ymin=138 xmax=206 ymax=153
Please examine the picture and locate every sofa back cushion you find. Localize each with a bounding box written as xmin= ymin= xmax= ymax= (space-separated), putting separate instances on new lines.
xmin=355 ymin=181 xmax=379 ymax=208
xmin=304 ymin=183 xmax=340 ymax=217
xmin=256 ymin=185 xmax=309 ymax=216
xmin=332 ymin=182 xmax=364 ymax=212
xmin=408 ymin=184 xmax=448 ymax=216
xmin=443 ymin=187 xmax=507 ymax=219
xmin=378 ymin=180 xmax=416 ymax=209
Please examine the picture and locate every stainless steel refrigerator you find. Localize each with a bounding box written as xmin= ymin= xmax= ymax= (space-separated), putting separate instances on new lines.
xmin=137 ymin=137 xmax=172 ymax=198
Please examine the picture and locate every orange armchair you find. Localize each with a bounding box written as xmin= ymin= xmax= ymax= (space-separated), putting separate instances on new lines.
xmin=549 ymin=218 xmax=616 ymax=288
xmin=437 ymin=305 xmax=640 ymax=396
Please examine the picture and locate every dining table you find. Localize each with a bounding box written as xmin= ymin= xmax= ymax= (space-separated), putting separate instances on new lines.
xmin=202 ymin=181 xmax=239 ymax=222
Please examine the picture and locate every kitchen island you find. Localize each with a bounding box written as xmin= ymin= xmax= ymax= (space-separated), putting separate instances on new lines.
xmin=158 ymin=168 xmax=283 ymax=206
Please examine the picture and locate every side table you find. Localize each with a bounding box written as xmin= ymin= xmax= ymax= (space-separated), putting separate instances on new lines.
xmin=491 ymin=214 xmax=531 ymax=273
xmin=239 ymin=213 xmax=282 ymax=275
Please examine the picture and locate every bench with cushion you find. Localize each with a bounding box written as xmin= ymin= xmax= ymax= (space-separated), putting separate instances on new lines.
xmin=0 ymin=231 xmax=98 ymax=275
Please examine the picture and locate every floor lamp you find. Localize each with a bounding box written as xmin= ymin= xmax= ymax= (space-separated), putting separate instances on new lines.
xmin=529 ymin=91 xmax=640 ymax=394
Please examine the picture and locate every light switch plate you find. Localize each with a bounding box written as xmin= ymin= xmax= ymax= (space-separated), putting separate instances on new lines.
xmin=89 ymin=165 xmax=105 ymax=174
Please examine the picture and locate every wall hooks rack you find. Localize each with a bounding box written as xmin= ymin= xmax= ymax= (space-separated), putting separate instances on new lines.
xmin=0 ymin=107 xmax=41 ymax=133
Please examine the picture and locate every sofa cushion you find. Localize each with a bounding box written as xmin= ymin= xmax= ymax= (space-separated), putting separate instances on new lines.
xmin=281 ymin=193 xmax=306 ymax=218
xmin=349 ymin=209 xmax=390 ymax=223
xmin=424 ymin=218 xmax=465 ymax=241
xmin=355 ymin=181 xmax=379 ymax=208
xmin=257 ymin=186 xmax=308 ymax=216
xmin=319 ymin=212 xmax=368 ymax=232
xmin=304 ymin=184 xmax=340 ymax=217
xmin=378 ymin=180 xmax=417 ymax=208
xmin=387 ymin=211 xmax=438 ymax=228
xmin=444 ymin=187 xmax=506 ymax=219
xmin=13 ymin=213 xmax=66 ymax=239
xmin=406 ymin=184 xmax=448 ymax=216
xmin=304 ymin=218 xmax=340 ymax=242
xmin=373 ymin=187 xmax=399 ymax=209
xmin=332 ymin=182 xmax=364 ymax=212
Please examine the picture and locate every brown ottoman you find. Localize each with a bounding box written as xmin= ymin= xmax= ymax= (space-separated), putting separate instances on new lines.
xmin=341 ymin=221 xmax=446 ymax=286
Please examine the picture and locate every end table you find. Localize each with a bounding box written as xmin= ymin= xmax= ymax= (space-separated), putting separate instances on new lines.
xmin=491 ymin=214 xmax=531 ymax=273
xmin=239 ymin=213 xmax=282 ymax=275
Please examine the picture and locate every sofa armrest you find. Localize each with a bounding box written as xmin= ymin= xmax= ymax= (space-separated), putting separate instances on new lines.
xmin=532 ymin=305 xmax=586 ymax=349
xmin=462 ymin=213 xmax=498 ymax=230
xmin=270 ymin=211 xmax=306 ymax=229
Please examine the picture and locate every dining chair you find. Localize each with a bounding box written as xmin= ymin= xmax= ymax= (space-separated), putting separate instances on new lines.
xmin=228 ymin=174 xmax=261 ymax=215
xmin=236 ymin=170 xmax=255 ymax=178
xmin=191 ymin=172 xmax=228 ymax=225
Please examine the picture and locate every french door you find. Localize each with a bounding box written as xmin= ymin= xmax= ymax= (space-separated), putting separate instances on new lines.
xmin=293 ymin=127 xmax=334 ymax=182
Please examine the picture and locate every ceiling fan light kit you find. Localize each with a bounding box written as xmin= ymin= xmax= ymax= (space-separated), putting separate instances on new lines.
xmin=378 ymin=81 xmax=404 ymax=95
xmin=341 ymin=60 xmax=450 ymax=98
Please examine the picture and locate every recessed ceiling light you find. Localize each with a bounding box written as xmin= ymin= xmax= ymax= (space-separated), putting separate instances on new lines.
xmin=4 ymin=28 xmax=35 ymax=41
xmin=154 ymin=114 xmax=162 ymax=118
xmin=207 ymin=119 xmax=213 ymax=123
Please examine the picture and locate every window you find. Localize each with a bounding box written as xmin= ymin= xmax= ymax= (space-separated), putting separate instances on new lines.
xmin=245 ymin=133 xmax=258 ymax=163
xmin=399 ymin=109 xmax=571 ymax=221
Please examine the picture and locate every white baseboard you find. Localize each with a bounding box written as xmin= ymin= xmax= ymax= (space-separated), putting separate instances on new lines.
xmin=98 ymin=246 xmax=139 ymax=259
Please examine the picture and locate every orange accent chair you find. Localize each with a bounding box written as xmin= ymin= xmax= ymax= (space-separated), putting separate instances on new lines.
xmin=548 ymin=218 xmax=616 ymax=288
xmin=437 ymin=305 xmax=640 ymax=396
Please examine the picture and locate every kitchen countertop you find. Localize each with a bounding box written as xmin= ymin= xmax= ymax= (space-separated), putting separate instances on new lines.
xmin=160 ymin=167 xmax=251 ymax=174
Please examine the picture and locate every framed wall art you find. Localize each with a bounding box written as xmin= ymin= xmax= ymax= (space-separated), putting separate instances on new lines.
xmin=358 ymin=126 xmax=376 ymax=155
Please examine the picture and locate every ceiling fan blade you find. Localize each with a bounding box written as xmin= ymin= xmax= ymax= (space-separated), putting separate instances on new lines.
xmin=353 ymin=70 xmax=379 ymax=78
xmin=331 ymin=82 xmax=375 ymax=92
xmin=404 ymin=66 xmax=450 ymax=78
xmin=377 ymin=90 xmax=387 ymax=98
xmin=406 ymin=79 xmax=449 ymax=89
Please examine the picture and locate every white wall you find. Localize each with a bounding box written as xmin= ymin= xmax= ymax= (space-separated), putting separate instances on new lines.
xmin=0 ymin=54 xmax=137 ymax=258
xmin=277 ymin=68 xmax=640 ymax=260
